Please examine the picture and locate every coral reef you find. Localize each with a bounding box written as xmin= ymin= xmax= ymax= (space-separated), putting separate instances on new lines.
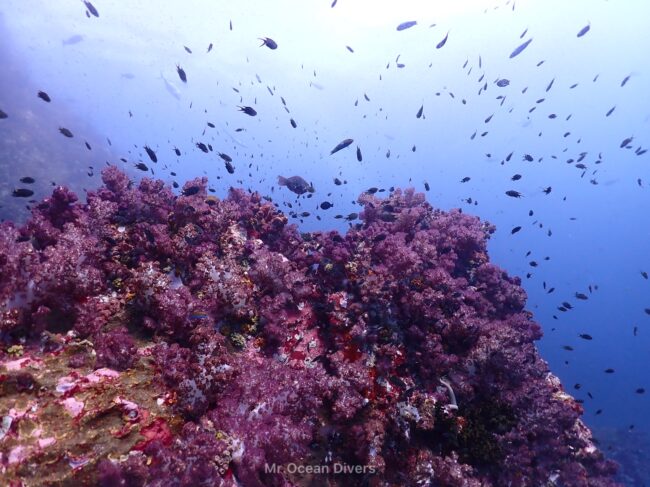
xmin=0 ymin=167 xmax=619 ymax=486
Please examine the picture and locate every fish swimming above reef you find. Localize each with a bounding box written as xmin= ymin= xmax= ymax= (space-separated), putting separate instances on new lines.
xmin=83 ymin=0 xmax=99 ymax=17
xmin=278 ymin=176 xmax=314 ymax=195
xmin=396 ymin=21 xmax=417 ymax=31
xmin=259 ymin=37 xmax=278 ymax=49
xmin=509 ymin=38 xmax=533 ymax=58
xmin=330 ymin=138 xmax=353 ymax=155
xmin=238 ymin=106 xmax=257 ymax=116
xmin=176 ymin=64 xmax=187 ymax=83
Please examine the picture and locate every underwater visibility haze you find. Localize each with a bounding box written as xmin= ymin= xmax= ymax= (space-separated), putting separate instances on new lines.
xmin=1 ymin=0 xmax=649 ymax=485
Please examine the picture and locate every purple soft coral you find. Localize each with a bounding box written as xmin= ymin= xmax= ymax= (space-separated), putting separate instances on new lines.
xmin=0 ymin=169 xmax=619 ymax=486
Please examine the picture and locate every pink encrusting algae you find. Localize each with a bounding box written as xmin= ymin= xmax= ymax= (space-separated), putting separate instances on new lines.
xmin=0 ymin=167 xmax=619 ymax=486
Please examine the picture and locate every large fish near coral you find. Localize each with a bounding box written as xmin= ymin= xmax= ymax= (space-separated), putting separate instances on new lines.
xmin=277 ymin=175 xmax=314 ymax=194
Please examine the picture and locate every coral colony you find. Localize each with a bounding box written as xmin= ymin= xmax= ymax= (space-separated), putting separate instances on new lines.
xmin=1 ymin=168 xmax=618 ymax=486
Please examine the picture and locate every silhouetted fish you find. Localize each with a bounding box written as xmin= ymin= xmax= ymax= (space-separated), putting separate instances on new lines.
xmin=576 ymin=23 xmax=590 ymax=37
xmin=509 ymin=38 xmax=533 ymax=58
xmin=13 ymin=188 xmax=34 ymax=197
xmin=238 ymin=106 xmax=257 ymax=116
xmin=278 ymin=175 xmax=314 ymax=194
xmin=436 ymin=32 xmax=449 ymax=49
xmin=259 ymin=37 xmax=278 ymax=49
xmin=144 ymin=145 xmax=157 ymax=162
xmin=59 ymin=127 xmax=74 ymax=138
xmin=83 ymin=1 xmax=99 ymax=17
xmin=176 ymin=64 xmax=187 ymax=83
xmin=396 ymin=21 xmax=417 ymax=31
xmin=330 ymin=138 xmax=353 ymax=155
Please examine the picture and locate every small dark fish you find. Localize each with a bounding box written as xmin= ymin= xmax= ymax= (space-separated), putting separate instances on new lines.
xmin=0 ymin=109 xmax=8 ymax=119
xmin=196 ymin=142 xmax=209 ymax=153
xmin=219 ymin=152 xmax=232 ymax=162
xmin=37 ymin=91 xmax=51 ymax=102
xmin=416 ymin=105 xmax=424 ymax=118
xmin=174 ymin=147 xmax=181 ymax=156
xmin=144 ymin=145 xmax=157 ymax=162
xmin=644 ymin=308 xmax=650 ymax=315
xmin=523 ymin=154 xmax=534 ymax=162
xmin=605 ymin=106 xmax=616 ymax=117
xmin=330 ymin=138 xmax=353 ymax=155
xmin=511 ymin=226 xmax=522 ymax=234
xmin=396 ymin=21 xmax=417 ymax=31
xmin=604 ymin=368 xmax=615 ymax=374
xmin=176 ymin=64 xmax=187 ymax=83
xmin=278 ymin=175 xmax=314 ymax=194
xmin=259 ymin=37 xmax=278 ymax=49
xmin=578 ymin=333 xmax=593 ymax=340
xmin=334 ymin=178 xmax=342 ymax=186
xmin=511 ymin=174 xmax=522 ymax=181
xmin=135 ymin=162 xmax=149 ymax=171
xmin=85 ymin=141 xmax=91 ymax=150
xmin=13 ymin=188 xmax=34 ymax=198
xmin=496 ymin=79 xmax=510 ymax=87
xmin=509 ymin=38 xmax=533 ymax=59
xmin=182 ymin=186 xmax=200 ymax=196
xmin=505 ymin=190 xmax=523 ymax=198
xmin=436 ymin=31 xmax=449 ymax=49
xmin=346 ymin=46 xmax=354 ymax=53
xmin=184 ymin=45 xmax=192 ymax=54
xmin=225 ymin=161 xmax=235 ymax=174
xmin=424 ymin=182 xmax=430 ymax=191
xmin=575 ymin=292 xmax=588 ymax=300
xmin=207 ymin=43 xmax=213 ymax=53
xmin=460 ymin=177 xmax=471 ymax=183
xmin=620 ymin=136 xmax=633 ymax=148
xmin=20 ymin=177 xmax=35 ymax=184
xmin=320 ymin=201 xmax=333 ymax=210
xmin=562 ymin=345 xmax=574 ymax=351
xmin=621 ymin=75 xmax=631 ymax=87
xmin=543 ymin=186 xmax=552 ymax=194
xmin=576 ymin=23 xmax=590 ymax=37
xmin=636 ymin=388 xmax=646 ymax=394
xmin=238 ymin=106 xmax=257 ymax=116
xmin=207 ymin=122 xmax=215 ymax=128
xmin=290 ymin=118 xmax=297 ymax=128
xmin=641 ymin=271 xmax=648 ymax=279
xmin=345 ymin=212 xmax=358 ymax=221
xmin=83 ymin=0 xmax=99 ymax=17
xmin=59 ymin=127 xmax=74 ymax=138
xmin=356 ymin=146 xmax=362 ymax=161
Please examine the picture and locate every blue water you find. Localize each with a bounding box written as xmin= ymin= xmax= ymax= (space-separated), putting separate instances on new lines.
xmin=1 ymin=0 xmax=649 ymax=481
